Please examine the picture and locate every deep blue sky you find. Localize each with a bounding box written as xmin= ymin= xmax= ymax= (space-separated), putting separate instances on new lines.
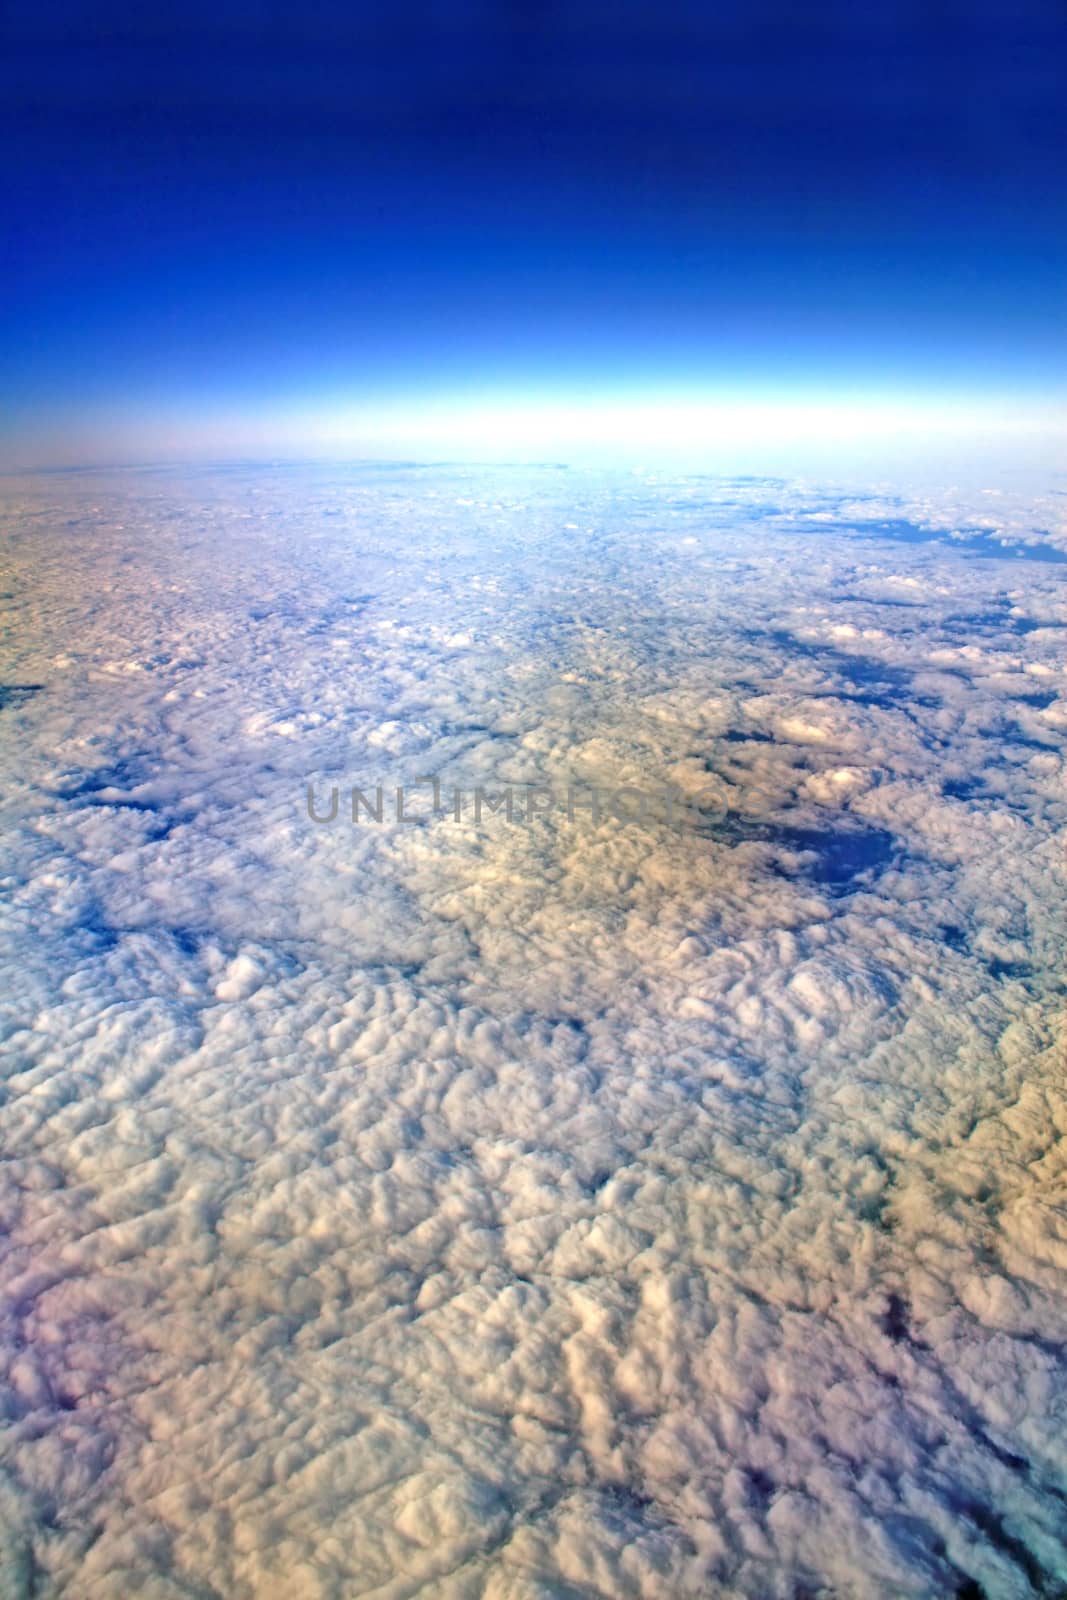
xmin=2 ymin=1 xmax=1065 ymax=464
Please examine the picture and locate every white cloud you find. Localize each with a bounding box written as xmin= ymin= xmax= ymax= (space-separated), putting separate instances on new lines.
xmin=0 ymin=461 xmax=1065 ymax=1597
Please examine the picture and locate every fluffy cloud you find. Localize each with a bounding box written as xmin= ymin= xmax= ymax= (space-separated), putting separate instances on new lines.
xmin=0 ymin=462 xmax=1064 ymax=1597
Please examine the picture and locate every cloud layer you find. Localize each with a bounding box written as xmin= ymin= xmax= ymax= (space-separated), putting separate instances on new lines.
xmin=1 ymin=462 xmax=1065 ymax=1598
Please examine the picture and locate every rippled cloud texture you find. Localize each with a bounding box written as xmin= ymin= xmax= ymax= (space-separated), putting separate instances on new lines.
xmin=1 ymin=463 xmax=1065 ymax=1598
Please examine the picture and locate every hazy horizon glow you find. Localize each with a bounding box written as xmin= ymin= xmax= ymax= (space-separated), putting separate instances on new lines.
xmin=6 ymin=387 xmax=1065 ymax=476
xmin=3 ymin=3 xmax=1065 ymax=472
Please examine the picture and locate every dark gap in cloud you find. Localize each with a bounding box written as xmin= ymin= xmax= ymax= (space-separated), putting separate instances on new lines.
xmin=761 ymin=823 xmax=898 ymax=891
xmin=699 ymin=816 xmax=900 ymax=893
xmin=46 ymin=757 xmax=148 ymax=798
xmin=828 ymin=689 xmax=901 ymax=708
xmin=76 ymin=909 xmax=124 ymax=952
xmin=953 ymin=1501 xmax=1054 ymax=1595
xmin=951 ymin=536 xmax=1067 ymax=566
xmin=943 ymin=613 xmax=1006 ymax=632
xmin=1007 ymin=617 xmax=1067 ymax=635
xmin=1000 ymin=725 xmax=1060 ymax=752
xmin=833 ymin=522 xmax=1067 ymax=565
xmin=986 ymin=958 xmax=1032 ymax=981
xmin=864 ymin=1182 xmax=899 ymax=1236
xmin=746 ymin=1468 xmax=777 ymax=1507
xmin=815 ymin=518 xmax=934 ymax=545
xmin=544 ymin=1015 xmax=589 ymax=1040
xmin=599 ymin=1482 xmax=658 ymax=1527
xmin=828 ymin=595 xmax=926 ymax=609
xmin=65 ymin=791 xmax=180 ymax=843
xmin=941 ymin=611 xmax=1067 ymax=639
xmin=1012 ymin=689 xmax=1059 ymax=709
xmin=75 ymin=793 xmax=161 ymax=815
xmin=750 ymin=630 xmax=916 ymax=709
xmin=879 ymin=1291 xmax=923 ymax=1347
xmin=942 ymin=778 xmax=985 ymax=800
xmin=43 ymin=759 xmax=196 ymax=839
xmin=674 ymin=498 xmax=789 ymax=518
xmin=0 ymin=683 xmax=44 ymax=708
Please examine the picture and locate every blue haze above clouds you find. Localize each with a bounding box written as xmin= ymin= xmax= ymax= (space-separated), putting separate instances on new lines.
xmin=1 ymin=463 xmax=1066 ymax=1596
xmin=1 ymin=0 xmax=1065 ymax=459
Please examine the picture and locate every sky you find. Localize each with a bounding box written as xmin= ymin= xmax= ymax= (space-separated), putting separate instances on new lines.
xmin=1 ymin=0 xmax=1066 ymax=466
xmin=2 ymin=9 xmax=1067 ymax=1591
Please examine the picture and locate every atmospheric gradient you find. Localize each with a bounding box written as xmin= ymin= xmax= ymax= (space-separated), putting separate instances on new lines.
xmin=2 ymin=1 xmax=1067 ymax=1596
